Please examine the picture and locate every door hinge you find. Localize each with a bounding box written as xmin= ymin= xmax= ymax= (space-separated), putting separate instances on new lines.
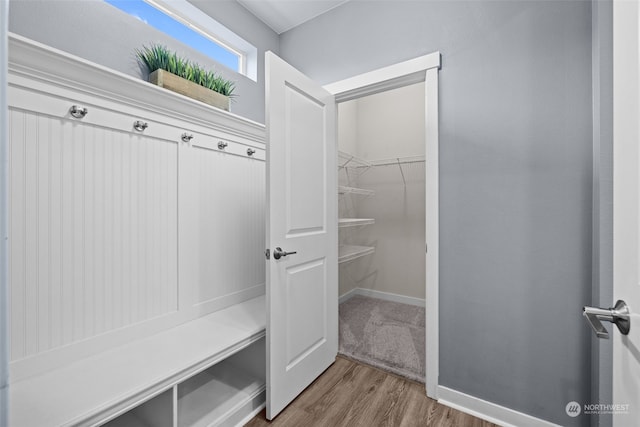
xmin=426 ymin=244 xmax=428 ymax=253
xmin=265 ymin=249 xmax=270 ymax=260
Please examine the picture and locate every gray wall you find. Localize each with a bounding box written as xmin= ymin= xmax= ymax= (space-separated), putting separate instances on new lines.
xmin=8 ymin=0 xmax=278 ymax=123
xmin=280 ymin=1 xmax=593 ymax=425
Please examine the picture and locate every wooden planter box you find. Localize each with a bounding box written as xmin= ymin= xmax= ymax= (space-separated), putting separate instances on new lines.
xmin=149 ymin=69 xmax=230 ymax=111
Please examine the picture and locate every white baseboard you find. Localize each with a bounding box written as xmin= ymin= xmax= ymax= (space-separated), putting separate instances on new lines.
xmin=338 ymin=287 xmax=425 ymax=307
xmin=338 ymin=288 xmax=359 ymax=304
xmin=232 ymin=398 xmax=265 ymax=427
xmin=437 ymin=386 xmax=562 ymax=427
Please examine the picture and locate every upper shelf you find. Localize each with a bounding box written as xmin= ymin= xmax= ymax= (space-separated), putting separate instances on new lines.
xmin=338 ymin=186 xmax=375 ymax=197
xmin=369 ymin=155 xmax=426 ymax=166
xmin=339 ymin=218 xmax=375 ymax=228
xmin=339 ymin=245 xmax=375 ymax=264
xmin=8 ymin=33 xmax=266 ymax=146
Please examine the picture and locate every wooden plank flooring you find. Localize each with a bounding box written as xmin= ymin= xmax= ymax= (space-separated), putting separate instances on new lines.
xmin=246 ymin=356 xmax=497 ymax=427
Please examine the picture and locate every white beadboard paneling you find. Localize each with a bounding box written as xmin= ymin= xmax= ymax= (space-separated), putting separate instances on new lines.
xmin=59 ymin=118 xmax=73 ymax=345
xmin=49 ymin=117 xmax=63 ymax=350
xmin=187 ymin=143 xmax=265 ymax=308
xmin=8 ymin=35 xmax=267 ymax=380
xmin=94 ymin=126 xmax=107 ymax=336
xmin=24 ymin=112 xmax=38 ymax=357
xmin=36 ymin=115 xmax=51 ymax=353
xmin=9 ymin=109 xmax=25 ymax=361
xmin=8 ymin=108 xmax=179 ymax=361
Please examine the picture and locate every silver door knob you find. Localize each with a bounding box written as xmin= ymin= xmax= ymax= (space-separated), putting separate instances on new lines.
xmin=273 ymin=247 xmax=297 ymax=260
xmin=583 ymin=300 xmax=630 ymax=339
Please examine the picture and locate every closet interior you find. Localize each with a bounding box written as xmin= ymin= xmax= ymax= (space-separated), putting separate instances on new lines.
xmin=337 ymin=82 xmax=428 ymax=382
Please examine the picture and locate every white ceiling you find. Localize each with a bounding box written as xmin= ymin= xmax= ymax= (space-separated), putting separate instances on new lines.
xmin=237 ymin=0 xmax=349 ymax=34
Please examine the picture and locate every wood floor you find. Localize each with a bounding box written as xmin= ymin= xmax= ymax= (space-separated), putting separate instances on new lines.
xmin=245 ymin=356 xmax=497 ymax=427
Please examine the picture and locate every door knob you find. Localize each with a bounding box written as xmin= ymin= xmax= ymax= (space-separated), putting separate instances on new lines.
xmin=583 ymin=300 xmax=630 ymax=339
xmin=273 ymin=247 xmax=297 ymax=260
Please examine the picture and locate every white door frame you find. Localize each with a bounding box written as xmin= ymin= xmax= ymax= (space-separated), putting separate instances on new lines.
xmin=612 ymin=0 xmax=640 ymax=424
xmin=324 ymin=51 xmax=441 ymax=398
xmin=1 ymin=1 xmax=9 ymax=425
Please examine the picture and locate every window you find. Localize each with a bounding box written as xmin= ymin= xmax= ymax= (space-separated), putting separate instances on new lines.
xmin=105 ymin=0 xmax=257 ymax=80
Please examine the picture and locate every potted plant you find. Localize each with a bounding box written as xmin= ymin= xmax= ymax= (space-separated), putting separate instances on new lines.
xmin=136 ymin=44 xmax=236 ymax=111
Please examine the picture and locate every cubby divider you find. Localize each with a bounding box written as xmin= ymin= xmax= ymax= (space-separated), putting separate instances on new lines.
xmin=103 ymin=388 xmax=174 ymax=427
xmin=177 ymin=338 xmax=265 ymax=427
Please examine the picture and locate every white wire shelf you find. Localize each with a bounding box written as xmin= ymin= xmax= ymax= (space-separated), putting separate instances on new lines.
xmin=370 ymin=155 xmax=426 ymax=185
xmin=369 ymin=155 xmax=426 ymax=166
xmin=338 ymin=186 xmax=375 ymax=197
xmin=338 ymin=218 xmax=375 ymax=228
xmin=338 ymin=245 xmax=375 ymax=264
xmin=338 ymin=151 xmax=371 ymax=173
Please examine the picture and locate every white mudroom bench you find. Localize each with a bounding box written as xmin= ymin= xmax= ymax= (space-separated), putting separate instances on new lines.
xmin=7 ymin=34 xmax=267 ymax=427
xmin=11 ymin=297 xmax=265 ymax=427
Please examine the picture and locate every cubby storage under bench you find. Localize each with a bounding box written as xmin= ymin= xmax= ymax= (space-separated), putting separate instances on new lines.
xmin=10 ymin=296 xmax=266 ymax=427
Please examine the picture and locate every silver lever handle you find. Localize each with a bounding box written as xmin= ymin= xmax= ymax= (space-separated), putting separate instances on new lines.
xmin=583 ymin=300 xmax=630 ymax=339
xmin=273 ymin=247 xmax=297 ymax=260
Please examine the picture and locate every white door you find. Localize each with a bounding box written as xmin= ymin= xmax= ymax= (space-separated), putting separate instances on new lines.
xmin=612 ymin=0 xmax=640 ymax=424
xmin=265 ymin=52 xmax=338 ymax=419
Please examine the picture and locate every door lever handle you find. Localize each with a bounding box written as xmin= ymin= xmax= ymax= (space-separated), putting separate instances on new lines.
xmin=273 ymin=247 xmax=297 ymax=260
xmin=583 ymin=300 xmax=630 ymax=339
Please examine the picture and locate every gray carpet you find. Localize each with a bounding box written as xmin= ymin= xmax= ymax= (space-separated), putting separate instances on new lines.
xmin=339 ymin=294 xmax=425 ymax=383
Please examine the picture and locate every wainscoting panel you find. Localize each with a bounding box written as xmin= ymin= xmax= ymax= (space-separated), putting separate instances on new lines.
xmin=185 ymin=142 xmax=265 ymax=309
xmin=9 ymin=107 xmax=179 ymax=362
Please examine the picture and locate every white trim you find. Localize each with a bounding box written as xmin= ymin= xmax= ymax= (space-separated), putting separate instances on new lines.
xmin=326 ymin=53 xmax=440 ymax=400
xmin=324 ymin=52 xmax=441 ymax=103
xmin=612 ymin=2 xmax=640 ymax=425
xmin=438 ymin=386 xmax=563 ymax=427
xmin=338 ymin=288 xmax=425 ymax=307
xmin=234 ymin=402 xmax=266 ymax=427
xmin=0 ymin=2 xmax=9 ymax=426
xmin=338 ymin=288 xmax=359 ymax=304
xmin=425 ymin=67 xmax=439 ymax=399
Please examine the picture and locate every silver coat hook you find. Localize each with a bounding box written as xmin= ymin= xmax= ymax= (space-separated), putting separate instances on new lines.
xmin=133 ymin=121 xmax=148 ymax=132
xmin=69 ymin=105 xmax=88 ymax=119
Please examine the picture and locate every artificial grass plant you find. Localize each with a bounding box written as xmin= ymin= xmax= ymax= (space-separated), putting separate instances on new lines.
xmin=136 ymin=44 xmax=236 ymax=98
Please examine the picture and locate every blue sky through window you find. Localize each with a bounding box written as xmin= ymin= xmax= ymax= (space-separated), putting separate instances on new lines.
xmin=105 ymin=0 xmax=240 ymax=71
